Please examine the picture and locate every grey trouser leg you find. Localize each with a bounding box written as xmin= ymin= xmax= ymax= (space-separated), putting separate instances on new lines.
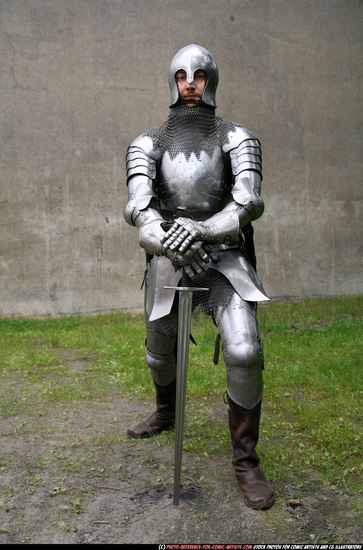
xmin=216 ymin=294 xmax=264 ymax=409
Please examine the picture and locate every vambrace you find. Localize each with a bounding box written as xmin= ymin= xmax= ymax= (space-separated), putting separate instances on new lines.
xmin=218 ymin=171 xmax=264 ymax=231
xmin=124 ymin=175 xmax=165 ymax=256
xmin=229 ymin=137 xmax=264 ymax=225
xmin=124 ymin=175 xmax=161 ymax=227
xmin=231 ymin=171 xmax=264 ymax=224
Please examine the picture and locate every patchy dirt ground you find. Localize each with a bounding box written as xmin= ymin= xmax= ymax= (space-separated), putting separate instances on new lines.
xmin=0 ymin=388 xmax=361 ymax=545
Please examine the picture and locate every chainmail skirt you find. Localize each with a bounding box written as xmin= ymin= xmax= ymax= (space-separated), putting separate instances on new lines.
xmin=153 ymin=268 xmax=236 ymax=337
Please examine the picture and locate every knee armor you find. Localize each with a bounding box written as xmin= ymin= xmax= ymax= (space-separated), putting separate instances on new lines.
xmin=145 ymin=348 xmax=176 ymax=386
xmin=223 ymin=337 xmax=264 ymax=409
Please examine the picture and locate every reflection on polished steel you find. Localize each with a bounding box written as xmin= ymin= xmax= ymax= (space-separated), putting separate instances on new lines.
xmin=164 ymin=285 xmax=208 ymax=506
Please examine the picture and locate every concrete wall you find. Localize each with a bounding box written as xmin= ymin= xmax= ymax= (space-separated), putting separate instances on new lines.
xmin=0 ymin=0 xmax=362 ymax=316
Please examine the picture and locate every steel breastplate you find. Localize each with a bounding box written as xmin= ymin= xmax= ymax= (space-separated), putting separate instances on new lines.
xmin=157 ymin=146 xmax=231 ymax=216
xmin=145 ymin=104 xmax=235 ymax=217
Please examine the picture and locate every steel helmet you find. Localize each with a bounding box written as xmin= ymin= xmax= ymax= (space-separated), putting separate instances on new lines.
xmin=168 ymin=44 xmax=219 ymax=107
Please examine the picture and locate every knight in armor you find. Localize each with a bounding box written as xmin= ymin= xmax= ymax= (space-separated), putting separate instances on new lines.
xmin=124 ymin=44 xmax=274 ymax=510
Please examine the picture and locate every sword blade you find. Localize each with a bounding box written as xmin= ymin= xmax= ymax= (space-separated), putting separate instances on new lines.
xmin=164 ymin=285 xmax=208 ymax=506
xmin=173 ymin=289 xmax=193 ymax=506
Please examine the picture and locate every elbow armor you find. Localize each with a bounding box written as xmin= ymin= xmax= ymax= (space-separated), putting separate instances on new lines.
xmin=124 ymin=175 xmax=157 ymax=227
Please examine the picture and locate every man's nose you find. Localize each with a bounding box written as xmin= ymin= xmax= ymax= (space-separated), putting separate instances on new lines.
xmin=186 ymin=80 xmax=196 ymax=89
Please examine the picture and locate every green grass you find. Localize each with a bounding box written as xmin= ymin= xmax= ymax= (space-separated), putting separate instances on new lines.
xmin=0 ymin=296 xmax=361 ymax=494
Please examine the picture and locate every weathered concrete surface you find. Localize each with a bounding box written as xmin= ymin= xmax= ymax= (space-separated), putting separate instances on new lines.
xmin=0 ymin=0 xmax=362 ymax=316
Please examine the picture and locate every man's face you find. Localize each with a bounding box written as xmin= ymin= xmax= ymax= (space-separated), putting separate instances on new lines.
xmin=175 ymin=69 xmax=207 ymax=107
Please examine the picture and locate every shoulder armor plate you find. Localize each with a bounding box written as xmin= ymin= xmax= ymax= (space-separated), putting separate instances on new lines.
xmin=230 ymin=139 xmax=262 ymax=176
xmin=126 ymin=134 xmax=162 ymax=182
xmin=221 ymin=125 xmax=259 ymax=153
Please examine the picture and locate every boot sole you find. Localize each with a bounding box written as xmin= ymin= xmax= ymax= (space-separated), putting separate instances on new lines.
xmin=244 ymin=494 xmax=275 ymax=510
xmin=126 ymin=424 xmax=174 ymax=439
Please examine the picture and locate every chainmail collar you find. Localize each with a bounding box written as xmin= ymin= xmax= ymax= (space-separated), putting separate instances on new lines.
xmin=146 ymin=103 xmax=238 ymax=161
xmin=168 ymin=101 xmax=216 ymax=119
xmin=147 ymin=103 xmax=218 ymax=161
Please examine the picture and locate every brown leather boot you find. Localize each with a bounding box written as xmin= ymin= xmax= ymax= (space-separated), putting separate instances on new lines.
xmin=126 ymin=380 xmax=176 ymax=438
xmin=227 ymin=393 xmax=275 ymax=510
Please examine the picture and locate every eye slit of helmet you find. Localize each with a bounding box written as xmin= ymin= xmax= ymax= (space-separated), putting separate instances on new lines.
xmin=175 ymin=70 xmax=187 ymax=82
xmin=194 ymin=70 xmax=207 ymax=82
xmin=175 ymin=69 xmax=207 ymax=83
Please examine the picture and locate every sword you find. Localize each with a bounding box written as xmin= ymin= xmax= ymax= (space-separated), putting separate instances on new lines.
xmin=164 ymin=284 xmax=208 ymax=506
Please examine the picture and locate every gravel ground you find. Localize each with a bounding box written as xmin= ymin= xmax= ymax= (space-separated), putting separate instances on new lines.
xmin=0 ymin=393 xmax=361 ymax=544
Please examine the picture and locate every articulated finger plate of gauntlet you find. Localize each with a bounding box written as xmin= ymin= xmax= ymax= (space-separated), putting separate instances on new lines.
xmin=161 ymin=217 xmax=204 ymax=254
xmin=163 ymin=240 xmax=211 ymax=279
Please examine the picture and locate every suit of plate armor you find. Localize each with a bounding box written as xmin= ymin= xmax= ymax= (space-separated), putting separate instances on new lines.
xmin=124 ymin=45 xmax=274 ymax=509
